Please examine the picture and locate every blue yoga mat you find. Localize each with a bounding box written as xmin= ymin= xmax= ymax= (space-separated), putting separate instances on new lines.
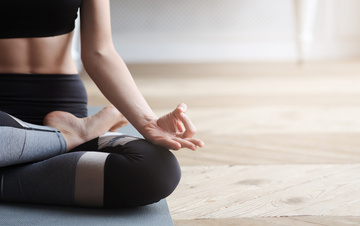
xmin=0 ymin=199 xmax=173 ymax=226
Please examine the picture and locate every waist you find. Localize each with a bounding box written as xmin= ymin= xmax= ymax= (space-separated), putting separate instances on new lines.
xmin=0 ymin=73 xmax=88 ymax=125
xmin=0 ymin=33 xmax=77 ymax=74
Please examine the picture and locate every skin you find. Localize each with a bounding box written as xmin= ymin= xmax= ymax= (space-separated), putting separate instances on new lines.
xmin=44 ymin=105 xmax=129 ymax=152
xmin=0 ymin=0 xmax=204 ymax=151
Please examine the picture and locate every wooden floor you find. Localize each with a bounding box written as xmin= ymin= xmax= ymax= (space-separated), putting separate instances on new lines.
xmin=84 ymin=61 xmax=360 ymax=225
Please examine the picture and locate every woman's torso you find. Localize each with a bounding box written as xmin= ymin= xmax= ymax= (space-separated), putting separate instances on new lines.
xmin=0 ymin=0 xmax=87 ymax=124
xmin=0 ymin=33 xmax=78 ymax=74
xmin=0 ymin=35 xmax=88 ymax=125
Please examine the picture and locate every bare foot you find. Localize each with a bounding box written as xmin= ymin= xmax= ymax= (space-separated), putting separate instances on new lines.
xmin=43 ymin=105 xmax=128 ymax=151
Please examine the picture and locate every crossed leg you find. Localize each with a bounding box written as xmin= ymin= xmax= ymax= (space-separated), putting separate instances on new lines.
xmin=0 ymin=106 xmax=181 ymax=208
xmin=0 ymin=105 xmax=127 ymax=167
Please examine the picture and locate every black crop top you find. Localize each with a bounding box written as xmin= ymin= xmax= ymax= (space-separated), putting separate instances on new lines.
xmin=0 ymin=0 xmax=82 ymax=39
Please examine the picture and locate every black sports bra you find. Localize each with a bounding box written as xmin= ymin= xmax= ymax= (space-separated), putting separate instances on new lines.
xmin=0 ymin=0 xmax=82 ymax=39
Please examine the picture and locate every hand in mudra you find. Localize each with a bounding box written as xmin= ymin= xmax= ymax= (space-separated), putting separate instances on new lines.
xmin=141 ymin=103 xmax=204 ymax=151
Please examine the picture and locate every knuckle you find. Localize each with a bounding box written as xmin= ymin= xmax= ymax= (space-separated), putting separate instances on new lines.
xmin=186 ymin=128 xmax=196 ymax=136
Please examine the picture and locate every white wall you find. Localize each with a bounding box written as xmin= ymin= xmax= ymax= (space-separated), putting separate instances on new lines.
xmin=109 ymin=0 xmax=360 ymax=63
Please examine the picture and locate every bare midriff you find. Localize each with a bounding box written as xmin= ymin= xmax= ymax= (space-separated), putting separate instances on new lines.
xmin=0 ymin=32 xmax=78 ymax=74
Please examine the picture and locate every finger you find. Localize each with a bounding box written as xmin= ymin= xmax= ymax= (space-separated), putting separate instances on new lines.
xmin=173 ymin=137 xmax=197 ymax=151
xmin=153 ymin=138 xmax=182 ymax=151
xmin=177 ymin=103 xmax=187 ymax=113
xmin=174 ymin=105 xmax=184 ymax=118
xmin=185 ymin=138 xmax=205 ymax=148
xmin=178 ymin=112 xmax=196 ymax=138
xmin=172 ymin=105 xmax=186 ymax=132
xmin=176 ymin=120 xmax=185 ymax=132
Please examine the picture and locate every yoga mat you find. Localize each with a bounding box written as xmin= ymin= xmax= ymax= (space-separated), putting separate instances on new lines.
xmin=0 ymin=199 xmax=173 ymax=226
xmin=0 ymin=107 xmax=174 ymax=226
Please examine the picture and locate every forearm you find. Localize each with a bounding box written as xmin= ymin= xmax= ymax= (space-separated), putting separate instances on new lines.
xmin=82 ymin=48 xmax=157 ymax=132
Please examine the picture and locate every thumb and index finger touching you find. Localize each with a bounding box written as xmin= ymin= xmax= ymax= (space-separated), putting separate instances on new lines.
xmin=173 ymin=103 xmax=204 ymax=148
xmin=174 ymin=103 xmax=195 ymax=137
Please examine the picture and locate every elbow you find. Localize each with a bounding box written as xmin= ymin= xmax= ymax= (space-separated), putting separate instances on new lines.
xmin=81 ymin=46 xmax=117 ymax=69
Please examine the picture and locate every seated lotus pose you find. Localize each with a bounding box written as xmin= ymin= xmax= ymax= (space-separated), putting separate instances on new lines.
xmin=0 ymin=0 xmax=204 ymax=208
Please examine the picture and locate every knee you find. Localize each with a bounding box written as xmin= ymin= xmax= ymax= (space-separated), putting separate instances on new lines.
xmin=103 ymin=139 xmax=181 ymax=208
xmin=138 ymin=141 xmax=182 ymax=205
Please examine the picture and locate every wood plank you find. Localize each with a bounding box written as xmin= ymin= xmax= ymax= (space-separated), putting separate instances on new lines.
xmin=173 ymin=133 xmax=360 ymax=165
xmin=174 ymin=217 xmax=360 ymax=226
xmin=168 ymin=165 xmax=360 ymax=219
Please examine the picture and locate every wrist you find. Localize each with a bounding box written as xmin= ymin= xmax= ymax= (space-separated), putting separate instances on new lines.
xmin=132 ymin=112 xmax=158 ymax=133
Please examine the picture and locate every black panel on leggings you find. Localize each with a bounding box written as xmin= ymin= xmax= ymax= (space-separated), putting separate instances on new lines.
xmin=0 ymin=168 xmax=3 ymax=201
xmin=71 ymin=137 xmax=99 ymax=152
xmin=103 ymin=140 xmax=181 ymax=208
xmin=0 ymin=152 xmax=83 ymax=205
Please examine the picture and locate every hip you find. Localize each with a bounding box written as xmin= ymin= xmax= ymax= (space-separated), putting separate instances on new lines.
xmin=0 ymin=73 xmax=88 ymax=125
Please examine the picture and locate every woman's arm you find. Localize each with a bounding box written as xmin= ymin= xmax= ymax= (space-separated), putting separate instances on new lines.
xmin=79 ymin=0 xmax=203 ymax=150
xmin=80 ymin=0 xmax=155 ymax=130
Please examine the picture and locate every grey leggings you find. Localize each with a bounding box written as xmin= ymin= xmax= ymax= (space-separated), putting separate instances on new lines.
xmin=0 ymin=111 xmax=181 ymax=208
